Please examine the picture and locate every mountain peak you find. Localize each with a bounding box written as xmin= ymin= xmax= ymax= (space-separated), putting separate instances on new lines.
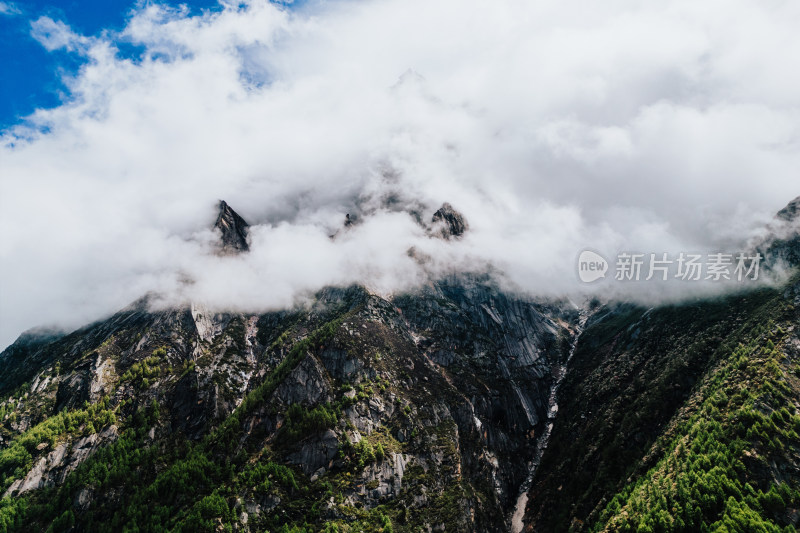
xmin=431 ymin=202 xmax=468 ymax=239
xmin=777 ymin=196 xmax=800 ymax=222
xmin=214 ymin=200 xmax=249 ymax=253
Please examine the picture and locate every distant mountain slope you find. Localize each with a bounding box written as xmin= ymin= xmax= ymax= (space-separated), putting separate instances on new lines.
xmin=521 ymin=280 xmax=800 ymax=532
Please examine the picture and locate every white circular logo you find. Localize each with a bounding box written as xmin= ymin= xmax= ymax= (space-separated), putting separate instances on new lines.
xmin=577 ymin=250 xmax=608 ymax=283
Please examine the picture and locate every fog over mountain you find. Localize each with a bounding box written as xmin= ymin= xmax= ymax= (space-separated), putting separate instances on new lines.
xmin=2 ymin=0 xmax=800 ymax=349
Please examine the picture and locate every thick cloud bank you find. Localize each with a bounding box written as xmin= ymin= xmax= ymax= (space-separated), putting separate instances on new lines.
xmin=1 ymin=0 xmax=799 ymax=348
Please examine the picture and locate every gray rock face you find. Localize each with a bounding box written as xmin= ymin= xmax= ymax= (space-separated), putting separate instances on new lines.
xmin=90 ymin=353 xmax=115 ymax=402
xmin=214 ymin=200 xmax=249 ymax=253
xmin=4 ymin=425 xmax=119 ymax=498
xmin=391 ymin=275 xmax=579 ymax=513
xmin=55 ymin=369 xmax=90 ymax=412
xmin=190 ymin=302 xmax=225 ymax=347
xmin=286 ymin=429 xmax=340 ymax=476
xmin=431 ymin=202 xmax=468 ymax=239
xmin=350 ymin=452 xmax=410 ymax=503
xmin=275 ymin=356 xmax=333 ymax=407
xmin=74 ymin=487 xmax=93 ymax=511
xmin=319 ymin=346 xmax=363 ymax=381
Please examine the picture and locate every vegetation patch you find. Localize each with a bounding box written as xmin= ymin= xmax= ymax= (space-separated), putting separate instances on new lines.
xmin=593 ymin=300 xmax=800 ymax=532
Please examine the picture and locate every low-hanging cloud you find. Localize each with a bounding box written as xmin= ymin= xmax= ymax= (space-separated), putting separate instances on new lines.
xmin=1 ymin=0 xmax=799 ymax=349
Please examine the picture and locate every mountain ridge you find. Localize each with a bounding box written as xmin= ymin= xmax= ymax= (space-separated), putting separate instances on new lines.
xmin=0 ymin=196 xmax=799 ymax=532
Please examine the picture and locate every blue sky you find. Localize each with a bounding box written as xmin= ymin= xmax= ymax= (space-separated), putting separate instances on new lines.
xmin=0 ymin=1 xmax=225 ymax=129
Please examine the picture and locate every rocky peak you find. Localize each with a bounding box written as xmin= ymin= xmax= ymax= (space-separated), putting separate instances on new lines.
xmin=431 ymin=202 xmax=468 ymax=239
xmin=214 ymin=200 xmax=249 ymax=253
xmin=756 ymin=195 xmax=800 ymax=268
xmin=777 ymin=196 xmax=800 ymax=222
xmin=770 ymin=203 xmax=800 ymax=268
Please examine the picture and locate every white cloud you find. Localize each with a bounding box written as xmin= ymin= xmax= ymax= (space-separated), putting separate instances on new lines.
xmin=30 ymin=16 xmax=91 ymax=52
xmin=0 ymin=2 xmax=20 ymax=16
xmin=1 ymin=0 xmax=799 ymax=348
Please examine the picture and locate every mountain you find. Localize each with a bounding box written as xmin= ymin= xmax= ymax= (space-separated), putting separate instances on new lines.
xmin=764 ymin=196 xmax=800 ymax=269
xmin=431 ymin=203 xmax=468 ymax=239
xmin=520 ymin=286 xmax=800 ymax=532
xmin=215 ymin=200 xmax=250 ymax=253
xmin=777 ymin=197 xmax=800 ymax=223
xmin=0 ymin=199 xmax=799 ymax=532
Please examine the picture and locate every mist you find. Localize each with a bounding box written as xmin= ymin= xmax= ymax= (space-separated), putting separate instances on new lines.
xmin=1 ymin=0 xmax=799 ymax=349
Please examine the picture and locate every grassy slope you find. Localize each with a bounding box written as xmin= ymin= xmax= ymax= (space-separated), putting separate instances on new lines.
xmin=527 ymin=289 xmax=776 ymax=530
xmin=593 ymin=287 xmax=800 ymax=532
xmin=526 ymin=281 xmax=800 ymax=532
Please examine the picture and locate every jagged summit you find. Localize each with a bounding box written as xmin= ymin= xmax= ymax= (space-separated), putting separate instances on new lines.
xmin=214 ymin=200 xmax=249 ymax=253
xmin=754 ymin=195 xmax=800 ymax=269
xmin=431 ymin=202 xmax=468 ymax=239
xmin=777 ymin=196 xmax=800 ymax=222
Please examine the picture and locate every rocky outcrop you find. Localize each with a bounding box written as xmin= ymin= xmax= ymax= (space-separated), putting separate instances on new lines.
xmin=431 ymin=202 xmax=468 ymax=239
xmin=4 ymin=425 xmax=119 ymax=498
xmin=214 ymin=200 xmax=250 ymax=253
xmin=286 ymin=429 xmax=340 ymax=476
xmin=55 ymin=368 xmax=90 ymax=412
xmin=275 ymin=355 xmax=333 ymax=407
